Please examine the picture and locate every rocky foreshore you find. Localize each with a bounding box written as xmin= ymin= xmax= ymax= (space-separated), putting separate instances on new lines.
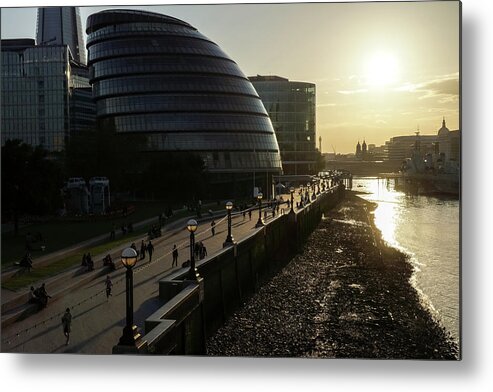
xmin=206 ymin=192 xmax=459 ymax=359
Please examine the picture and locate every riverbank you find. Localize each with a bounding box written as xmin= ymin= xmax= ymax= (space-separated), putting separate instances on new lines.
xmin=206 ymin=191 xmax=459 ymax=359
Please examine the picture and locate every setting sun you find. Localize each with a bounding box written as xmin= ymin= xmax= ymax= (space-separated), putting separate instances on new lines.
xmin=365 ymin=52 xmax=400 ymax=87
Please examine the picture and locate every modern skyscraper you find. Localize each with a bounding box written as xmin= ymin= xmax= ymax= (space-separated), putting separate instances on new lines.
xmin=86 ymin=9 xmax=282 ymax=197
xmin=36 ymin=6 xmax=86 ymax=64
xmin=249 ymin=75 xmax=318 ymax=175
xmin=1 ymin=39 xmax=94 ymax=152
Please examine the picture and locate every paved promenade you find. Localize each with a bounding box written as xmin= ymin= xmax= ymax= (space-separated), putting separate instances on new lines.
xmin=1 ymin=194 xmax=305 ymax=354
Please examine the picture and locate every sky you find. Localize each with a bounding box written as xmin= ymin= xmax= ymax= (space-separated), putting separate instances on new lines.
xmin=0 ymin=1 xmax=460 ymax=153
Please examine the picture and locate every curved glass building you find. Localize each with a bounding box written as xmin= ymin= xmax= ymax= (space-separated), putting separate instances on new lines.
xmin=86 ymin=9 xmax=282 ymax=197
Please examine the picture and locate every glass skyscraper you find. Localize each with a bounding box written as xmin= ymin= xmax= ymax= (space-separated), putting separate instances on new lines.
xmin=1 ymin=39 xmax=71 ymax=152
xmin=1 ymin=39 xmax=95 ymax=152
xmin=86 ymin=9 xmax=282 ymax=196
xmin=249 ymin=76 xmax=318 ymax=175
xmin=36 ymin=6 xmax=86 ymax=64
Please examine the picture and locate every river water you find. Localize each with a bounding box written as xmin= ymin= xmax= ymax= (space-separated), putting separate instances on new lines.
xmin=352 ymin=177 xmax=460 ymax=345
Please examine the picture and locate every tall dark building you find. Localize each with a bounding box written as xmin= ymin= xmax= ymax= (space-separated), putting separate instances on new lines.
xmin=86 ymin=9 xmax=282 ymax=197
xmin=1 ymin=39 xmax=95 ymax=152
xmin=249 ymin=75 xmax=318 ymax=175
xmin=36 ymin=7 xmax=86 ymax=64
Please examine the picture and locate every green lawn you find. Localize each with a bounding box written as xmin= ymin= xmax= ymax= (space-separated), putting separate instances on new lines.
xmin=1 ymin=226 xmax=150 ymax=291
xmin=1 ymin=202 xmax=226 ymax=291
xmin=1 ymin=201 xmax=219 ymax=268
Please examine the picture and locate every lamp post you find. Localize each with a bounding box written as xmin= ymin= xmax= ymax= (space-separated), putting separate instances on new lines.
xmin=187 ymin=219 xmax=199 ymax=280
xmin=223 ymin=201 xmax=234 ymax=247
xmin=306 ymin=182 xmax=311 ymax=203
xmin=118 ymin=247 xmax=141 ymax=347
xmin=255 ymin=192 xmax=264 ymax=228
xmin=289 ymin=187 xmax=295 ymax=213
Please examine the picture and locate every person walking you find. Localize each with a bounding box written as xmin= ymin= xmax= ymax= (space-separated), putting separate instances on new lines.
xmin=211 ymin=220 xmax=216 ymax=236
xmin=104 ymin=275 xmax=113 ymax=299
xmin=172 ymin=244 xmax=178 ymax=267
xmin=140 ymin=239 xmax=146 ymax=260
xmin=61 ymin=308 xmax=72 ymax=346
xmin=147 ymin=240 xmax=154 ymax=262
xmin=248 ymin=210 xmax=252 ymax=221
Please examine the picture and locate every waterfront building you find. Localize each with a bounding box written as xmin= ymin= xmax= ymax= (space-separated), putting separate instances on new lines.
xmin=86 ymin=9 xmax=282 ymax=197
xmin=1 ymin=39 xmax=95 ymax=152
xmin=436 ymin=118 xmax=460 ymax=162
xmin=384 ymin=134 xmax=437 ymax=161
xmin=249 ymin=75 xmax=318 ymax=175
xmin=36 ymin=6 xmax=86 ymax=64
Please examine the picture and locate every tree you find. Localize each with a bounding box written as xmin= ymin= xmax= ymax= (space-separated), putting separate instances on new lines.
xmin=1 ymin=140 xmax=64 ymax=236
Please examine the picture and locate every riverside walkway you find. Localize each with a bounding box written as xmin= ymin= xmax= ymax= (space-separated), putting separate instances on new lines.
xmin=1 ymin=193 xmax=307 ymax=354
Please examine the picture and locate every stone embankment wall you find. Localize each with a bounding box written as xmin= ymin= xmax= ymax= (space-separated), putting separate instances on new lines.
xmin=206 ymin=193 xmax=459 ymax=359
xmin=124 ymin=186 xmax=344 ymax=355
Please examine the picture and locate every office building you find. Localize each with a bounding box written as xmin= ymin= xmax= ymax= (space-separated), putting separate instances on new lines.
xmin=36 ymin=6 xmax=86 ymax=64
xmin=1 ymin=39 xmax=95 ymax=152
xmin=384 ymin=134 xmax=438 ymax=161
xmin=86 ymin=9 xmax=282 ymax=196
xmin=249 ymin=75 xmax=318 ymax=175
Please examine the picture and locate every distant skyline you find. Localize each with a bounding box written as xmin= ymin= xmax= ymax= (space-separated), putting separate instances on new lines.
xmin=0 ymin=1 xmax=460 ymax=153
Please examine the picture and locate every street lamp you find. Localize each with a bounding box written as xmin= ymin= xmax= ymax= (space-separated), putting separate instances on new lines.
xmin=255 ymin=192 xmax=264 ymax=228
xmin=223 ymin=201 xmax=234 ymax=247
xmin=187 ymin=219 xmax=200 ymax=280
xmin=118 ymin=247 xmax=141 ymax=347
xmin=289 ymin=187 xmax=295 ymax=213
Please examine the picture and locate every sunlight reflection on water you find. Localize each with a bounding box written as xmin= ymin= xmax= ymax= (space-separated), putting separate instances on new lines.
xmin=353 ymin=177 xmax=460 ymax=344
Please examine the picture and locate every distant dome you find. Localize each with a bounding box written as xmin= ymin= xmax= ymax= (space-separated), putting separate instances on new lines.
xmin=438 ymin=117 xmax=450 ymax=137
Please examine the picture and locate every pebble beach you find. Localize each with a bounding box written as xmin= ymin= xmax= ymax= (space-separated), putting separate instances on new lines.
xmin=206 ymin=192 xmax=459 ymax=359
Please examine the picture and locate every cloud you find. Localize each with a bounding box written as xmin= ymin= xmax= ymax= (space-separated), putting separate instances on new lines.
xmin=337 ymin=89 xmax=368 ymax=95
xmin=394 ymin=73 xmax=459 ymax=102
xmin=316 ymin=103 xmax=338 ymax=108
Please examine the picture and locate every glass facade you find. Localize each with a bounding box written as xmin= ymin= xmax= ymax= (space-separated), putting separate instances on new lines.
xmin=1 ymin=41 xmax=70 ymax=152
xmin=249 ymin=76 xmax=318 ymax=175
xmin=86 ymin=9 xmax=282 ymax=177
xmin=36 ymin=7 xmax=86 ymax=64
xmin=1 ymin=40 xmax=95 ymax=152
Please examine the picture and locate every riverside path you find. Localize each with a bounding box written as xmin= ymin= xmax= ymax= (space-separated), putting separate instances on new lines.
xmin=1 ymin=193 xmax=305 ymax=354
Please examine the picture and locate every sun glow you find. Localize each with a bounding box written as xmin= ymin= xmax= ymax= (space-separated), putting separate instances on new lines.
xmin=365 ymin=52 xmax=400 ymax=87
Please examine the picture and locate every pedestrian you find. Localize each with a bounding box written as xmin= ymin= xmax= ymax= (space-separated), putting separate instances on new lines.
xmin=172 ymin=244 xmax=178 ymax=267
xmin=104 ymin=275 xmax=113 ymax=299
xmin=61 ymin=308 xmax=72 ymax=346
xmin=147 ymin=240 xmax=154 ymax=262
xmin=211 ymin=220 xmax=216 ymax=236
xmin=201 ymin=244 xmax=207 ymax=259
xmin=243 ymin=211 xmax=246 ymax=220
xmin=110 ymin=225 xmax=116 ymax=240
xmin=140 ymin=239 xmax=146 ymax=260
xmin=248 ymin=210 xmax=252 ymax=220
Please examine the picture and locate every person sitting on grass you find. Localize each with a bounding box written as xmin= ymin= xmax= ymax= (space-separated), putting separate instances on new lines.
xmin=86 ymin=253 xmax=94 ymax=271
xmin=28 ymin=286 xmax=40 ymax=305
xmin=35 ymin=283 xmax=51 ymax=308
xmin=103 ymin=254 xmax=115 ymax=271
